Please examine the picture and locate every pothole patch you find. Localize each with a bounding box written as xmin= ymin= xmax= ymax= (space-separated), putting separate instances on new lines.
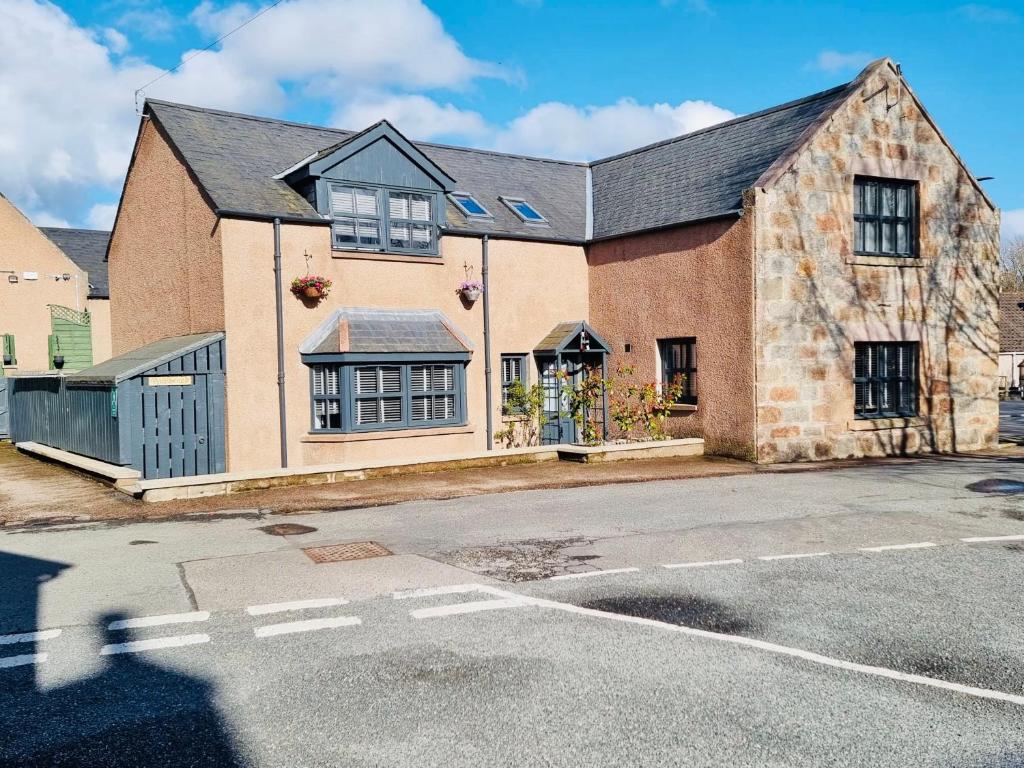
xmin=437 ymin=537 xmax=596 ymax=582
xmin=966 ymin=479 xmax=1024 ymax=495
xmin=578 ymin=593 xmax=752 ymax=635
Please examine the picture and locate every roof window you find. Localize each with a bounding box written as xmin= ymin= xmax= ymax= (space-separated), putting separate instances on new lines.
xmin=500 ymin=196 xmax=547 ymax=224
xmin=450 ymin=192 xmax=491 ymax=218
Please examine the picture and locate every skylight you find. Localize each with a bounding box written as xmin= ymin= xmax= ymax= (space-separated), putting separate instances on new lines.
xmin=501 ymin=196 xmax=547 ymax=224
xmin=450 ymin=192 xmax=491 ymax=218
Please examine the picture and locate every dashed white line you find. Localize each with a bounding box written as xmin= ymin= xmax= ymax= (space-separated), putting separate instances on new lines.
xmin=254 ymin=616 xmax=361 ymax=638
xmin=548 ymin=567 xmax=640 ymax=581
xmin=961 ymin=534 xmax=1024 ymax=543
xmin=0 ymin=653 xmax=48 ymax=669
xmin=0 ymin=629 xmax=61 ymax=645
xmin=662 ymin=558 xmax=744 ymax=570
xmin=246 ymin=598 xmax=349 ymax=616
xmin=410 ymin=598 xmax=526 ymax=619
xmin=392 ymin=584 xmax=482 ymax=600
xmin=107 ymin=611 xmax=210 ymax=630
xmin=100 ymin=634 xmax=210 ymax=656
xmin=758 ymin=552 xmax=832 ymax=561
xmin=860 ymin=542 xmax=936 ymax=552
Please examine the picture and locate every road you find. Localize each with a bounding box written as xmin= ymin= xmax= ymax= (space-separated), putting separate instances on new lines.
xmin=1 ymin=453 xmax=1023 ymax=766
xmin=1001 ymin=399 xmax=1024 ymax=444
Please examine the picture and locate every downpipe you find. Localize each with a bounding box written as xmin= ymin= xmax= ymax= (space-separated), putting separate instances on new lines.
xmin=273 ymin=217 xmax=288 ymax=468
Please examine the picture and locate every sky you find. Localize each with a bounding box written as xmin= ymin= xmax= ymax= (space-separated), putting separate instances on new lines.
xmin=1 ymin=0 xmax=1021 ymax=240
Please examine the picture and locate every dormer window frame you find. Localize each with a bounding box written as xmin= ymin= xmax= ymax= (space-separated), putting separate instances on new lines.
xmin=322 ymin=179 xmax=443 ymax=258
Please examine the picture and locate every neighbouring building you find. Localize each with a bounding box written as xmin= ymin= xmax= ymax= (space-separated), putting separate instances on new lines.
xmin=0 ymin=194 xmax=111 ymax=374
xmin=94 ymin=57 xmax=997 ymax=476
xmin=998 ymin=292 xmax=1024 ymax=393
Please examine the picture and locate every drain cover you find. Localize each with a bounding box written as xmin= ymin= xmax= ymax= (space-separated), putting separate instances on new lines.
xmin=259 ymin=523 xmax=318 ymax=536
xmin=965 ymin=479 xmax=1024 ymax=495
xmin=303 ymin=541 xmax=392 ymax=563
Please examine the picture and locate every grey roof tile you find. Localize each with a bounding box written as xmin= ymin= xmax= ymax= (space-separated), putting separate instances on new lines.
xmin=302 ymin=308 xmax=472 ymax=356
xmin=39 ymin=227 xmax=111 ymax=298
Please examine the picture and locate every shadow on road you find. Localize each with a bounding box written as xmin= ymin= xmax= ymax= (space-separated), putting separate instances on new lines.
xmin=0 ymin=550 xmax=248 ymax=767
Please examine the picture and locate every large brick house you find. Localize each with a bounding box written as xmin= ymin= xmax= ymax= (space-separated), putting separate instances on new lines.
xmin=103 ymin=57 xmax=998 ymax=475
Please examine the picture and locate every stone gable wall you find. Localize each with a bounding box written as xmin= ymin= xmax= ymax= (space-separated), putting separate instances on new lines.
xmin=753 ymin=64 xmax=1000 ymax=462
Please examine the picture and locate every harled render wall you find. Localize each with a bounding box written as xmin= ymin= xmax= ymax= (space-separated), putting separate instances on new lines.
xmin=219 ymin=220 xmax=589 ymax=472
xmin=107 ymin=118 xmax=224 ymax=355
xmin=752 ymin=63 xmax=1000 ymax=462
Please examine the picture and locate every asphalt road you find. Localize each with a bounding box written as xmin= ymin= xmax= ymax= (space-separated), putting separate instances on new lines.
xmin=1001 ymin=399 xmax=1024 ymax=443
xmin=2 ymin=454 xmax=1024 ymax=766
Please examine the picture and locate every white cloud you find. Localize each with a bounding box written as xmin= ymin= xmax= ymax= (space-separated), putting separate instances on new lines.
xmin=492 ymin=98 xmax=736 ymax=161
xmin=30 ymin=211 xmax=70 ymax=228
xmin=332 ymin=93 xmax=489 ymax=140
xmin=1003 ymin=209 xmax=1024 ymax=242
xmin=115 ymin=3 xmax=178 ymax=41
xmin=86 ymin=203 xmax=120 ymax=230
xmin=810 ymin=50 xmax=874 ymax=73
xmin=102 ymin=27 xmax=129 ymax=55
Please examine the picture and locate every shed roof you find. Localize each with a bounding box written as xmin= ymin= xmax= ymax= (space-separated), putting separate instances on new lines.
xmin=1000 ymin=293 xmax=1024 ymax=353
xmin=533 ymin=321 xmax=611 ymax=354
xmin=66 ymin=332 xmax=224 ymax=384
xmin=300 ymin=308 xmax=472 ymax=356
xmin=39 ymin=227 xmax=111 ymax=298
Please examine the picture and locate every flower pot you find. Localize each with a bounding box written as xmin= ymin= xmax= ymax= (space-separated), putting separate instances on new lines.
xmin=53 ymin=355 xmax=65 ymax=370
xmin=303 ymin=286 xmax=322 ymax=299
xmin=461 ymin=287 xmax=481 ymax=302
xmin=2 ymin=355 xmax=11 ymax=366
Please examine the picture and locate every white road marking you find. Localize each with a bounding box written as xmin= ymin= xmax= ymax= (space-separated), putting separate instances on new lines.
xmin=474 ymin=584 xmax=1024 ymax=708
xmin=961 ymin=534 xmax=1024 ymax=543
xmin=548 ymin=567 xmax=640 ymax=581
xmin=860 ymin=542 xmax=936 ymax=552
xmin=0 ymin=629 xmax=61 ymax=645
xmin=0 ymin=653 xmax=47 ymax=669
xmin=254 ymin=616 xmax=361 ymax=638
xmin=410 ymin=598 xmax=526 ymax=619
xmin=246 ymin=598 xmax=349 ymax=616
xmin=107 ymin=611 xmax=210 ymax=630
xmin=393 ymin=584 xmax=483 ymax=600
xmin=758 ymin=552 xmax=831 ymax=561
xmin=662 ymin=558 xmax=744 ymax=570
xmin=100 ymin=634 xmax=210 ymax=656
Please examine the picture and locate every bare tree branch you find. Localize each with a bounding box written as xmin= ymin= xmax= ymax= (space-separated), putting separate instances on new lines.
xmin=999 ymin=236 xmax=1024 ymax=292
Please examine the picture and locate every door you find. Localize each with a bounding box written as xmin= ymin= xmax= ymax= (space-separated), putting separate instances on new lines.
xmin=539 ymin=357 xmax=577 ymax=445
xmin=139 ymin=373 xmax=224 ymax=479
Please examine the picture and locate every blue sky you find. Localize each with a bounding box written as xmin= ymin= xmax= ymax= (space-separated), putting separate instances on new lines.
xmin=2 ymin=0 xmax=1021 ymax=237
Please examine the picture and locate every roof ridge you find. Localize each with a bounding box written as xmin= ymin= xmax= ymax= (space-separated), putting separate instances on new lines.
xmin=40 ymin=226 xmax=110 ymax=235
xmin=589 ymin=81 xmax=853 ymax=167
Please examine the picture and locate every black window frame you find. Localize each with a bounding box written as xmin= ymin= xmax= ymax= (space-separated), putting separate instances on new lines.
xmin=853 ymin=341 xmax=919 ymax=419
xmin=327 ymin=181 xmax=439 ymax=257
xmin=658 ymin=338 xmax=697 ymax=405
xmin=500 ymin=354 xmax=529 ymax=412
xmin=853 ymin=176 xmax=918 ymax=258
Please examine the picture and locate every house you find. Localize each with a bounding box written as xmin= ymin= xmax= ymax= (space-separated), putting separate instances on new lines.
xmin=0 ymin=194 xmax=111 ymax=374
xmin=998 ymin=292 xmax=1024 ymax=393
xmin=99 ymin=57 xmax=997 ymax=476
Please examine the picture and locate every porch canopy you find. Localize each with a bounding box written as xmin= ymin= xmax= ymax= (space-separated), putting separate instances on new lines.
xmin=300 ymin=308 xmax=473 ymax=361
xmin=533 ymin=321 xmax=611 ymax=356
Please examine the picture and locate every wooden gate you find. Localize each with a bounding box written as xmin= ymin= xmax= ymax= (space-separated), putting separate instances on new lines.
xmin=0 ymin=377 xmax=9 ymax=439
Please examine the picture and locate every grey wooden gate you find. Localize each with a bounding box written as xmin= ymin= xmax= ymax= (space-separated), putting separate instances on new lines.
xmin=0 ymin=378 xmax=9 ymax=439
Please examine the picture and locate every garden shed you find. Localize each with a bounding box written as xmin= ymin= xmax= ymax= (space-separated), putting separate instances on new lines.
xmin=10 ymin=332 xmax=225 ymax=479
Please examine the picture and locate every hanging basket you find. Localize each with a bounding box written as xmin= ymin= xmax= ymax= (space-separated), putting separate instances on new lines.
xmin=303 ymin=286 xmax=322 ymax=299
xmin=291 ymin=275 xmax=332 ymax=301
xmin=458 ymin=280 xmax=484 ymax=303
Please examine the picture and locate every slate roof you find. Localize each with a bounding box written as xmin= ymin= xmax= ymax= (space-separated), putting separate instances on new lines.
xmin=143 ymin=75 xmax=858 ymax=244
xmin=589 ymin=83 xmax=855 ymax=240
xmin=300 ymin=308 xmax=472 ymax=356
xmin=146 ymin=101 xmax=588 ymax=243
xmin=66 ymin=332 xmax=224 ymax=384
xmin=39 ymin=227 xmax=111 ymax=298
xmin=1000 ymin=293 xmax=1024 ymax=353
xmin=533 ymin=321 xmax=611 ymax=354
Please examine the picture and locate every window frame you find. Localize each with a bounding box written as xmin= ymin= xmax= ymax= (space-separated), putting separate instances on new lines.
xmin=499 ymin=196 xmax=548 ymax=225
xmin=853 ymin=341 xmax=919 ymax=420
xmin=307 ymin=358 xmax=467 ymax=434
xmin=449 ymin=191 xmax=492 ymax=219
xmin=326 ymin=181 xmax=440 ymax=257
xmin=310 ymin=363 xmax=342 ymax=431
xmin=500 ymin=354 xmax=529 ymax=413
xmin=853 ymin=176 xmax=918 ymax=258
xmin=658 ymin=338 xmax=698 ymax=406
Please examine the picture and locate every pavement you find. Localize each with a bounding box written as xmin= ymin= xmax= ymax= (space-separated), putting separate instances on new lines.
xmin=1 ymin=452 xmax=1024 ymax=765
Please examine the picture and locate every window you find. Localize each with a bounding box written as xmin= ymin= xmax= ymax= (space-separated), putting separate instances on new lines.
xmin=853 ymin=177 xmax=917 ymax=257
xmin=501 ymin=354 xmax=528 ymax=410
xmin=659 ymin=338 xmax=697 ymax=405
xmin=500 ymin=196 xmax=547 ymax=224
xmin=854 ymin=342 xmax=918 ymax=419
xmin=308 ymin=361 xmax=465 ymax=432
xmin=328 ymin=182 xmax=438 ymax=255
xmin=2 ymin=333 xmax=15 ymax=366
xmin=450 ymin=192 xmax=491 ymax=218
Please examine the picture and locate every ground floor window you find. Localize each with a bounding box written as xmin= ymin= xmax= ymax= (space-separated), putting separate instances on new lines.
xmin=658 ymin=338 xmax=697 ymax=405
xmin=501 ymin=354 xmax=528 ymax=410
xmin=308 ymin=361 xmax=466 ymax=433
xmin=853 ymin=341 xmax=918 ymax=419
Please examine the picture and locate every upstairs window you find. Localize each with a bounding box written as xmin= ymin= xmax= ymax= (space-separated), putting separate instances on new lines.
xmin=501 ymin=196 xmax=547 ymax=224
xmin=658 ymin=338 xmax=697 ymax=405
xmin=450 ymin=192 xmax=491 ymax=218
xmin=853 ymin=177 xmax=917 ymax=257
xmin=328 ymin=182 xmax=438 ymax=256
xmin=853 ymin=342 xmax=918 ymax=419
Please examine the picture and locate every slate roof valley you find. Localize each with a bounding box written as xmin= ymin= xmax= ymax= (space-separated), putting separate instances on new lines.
xmin=40 ymin=227 xmax=111 ymax=298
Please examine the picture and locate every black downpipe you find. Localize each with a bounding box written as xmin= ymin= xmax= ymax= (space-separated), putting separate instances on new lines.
xmin=273 ymin=218 xmax=288 ymax=468
xmin=482 ymin=235 xmax=493 ymax=450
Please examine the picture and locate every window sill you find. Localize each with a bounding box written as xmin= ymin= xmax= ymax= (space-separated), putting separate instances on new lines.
xmin=847 ymin=416 xmax=927 ymax=431
xmin=847 ymin=254 xmax=924 ymax=268
xmin=331 ymin=249 xmax=443 ymax=264
xmin=301 ymin=424 xmax=473 ymax=442
xmin=669 ymin=403 xmax=698 ymax=413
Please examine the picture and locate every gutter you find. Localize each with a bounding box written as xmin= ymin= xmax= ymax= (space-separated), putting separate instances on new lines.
xmin=273 ymin=218 xmax=288 ymax=468
xmin=482 ymin=235 xmax=494 ymax=451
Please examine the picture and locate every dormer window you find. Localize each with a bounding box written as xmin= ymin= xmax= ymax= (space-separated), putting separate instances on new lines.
xmin=500 ymin=196 xmax=547 ymax=225
xmin=450 ymin=192 xmax=491 ymax=219
xmin=328 ymin=182 xmax=438 ymax=255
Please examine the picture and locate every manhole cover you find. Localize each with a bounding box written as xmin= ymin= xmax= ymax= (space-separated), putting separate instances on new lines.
xmin=303 ymin=541 xmax=392 ymax=563
xmin=259 ymin=523 xmax=319 ymax=536
xmin=965 ymin=479 xmax=1024 ymax=495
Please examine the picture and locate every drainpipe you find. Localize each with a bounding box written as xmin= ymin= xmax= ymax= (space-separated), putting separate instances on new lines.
xmin=273 ymin=218 xmax=288 ymax=468
xmin=482 ymin=235 xmax=493 ymax=450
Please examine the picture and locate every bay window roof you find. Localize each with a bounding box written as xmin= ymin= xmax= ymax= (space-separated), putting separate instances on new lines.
xmin=300 ymin=308 xmax=473 ymax=358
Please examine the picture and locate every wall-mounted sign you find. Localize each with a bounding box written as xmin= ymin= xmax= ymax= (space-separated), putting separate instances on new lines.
xmin=23 ymin=271 xmax=38 ymax=280
xmin=145 ymin=375 xmax=193 ymax=387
